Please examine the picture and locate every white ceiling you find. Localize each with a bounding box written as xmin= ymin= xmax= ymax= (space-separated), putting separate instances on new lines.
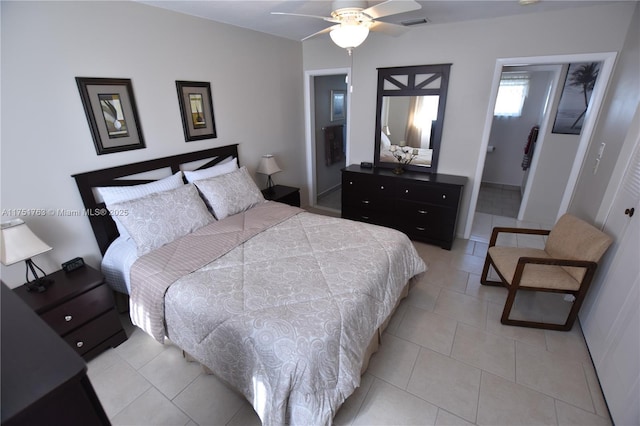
xmin=136 ymin=0 xmax=619 ymax=42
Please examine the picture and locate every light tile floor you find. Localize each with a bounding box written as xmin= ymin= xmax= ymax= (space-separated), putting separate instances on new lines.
xmin=476 ymin=183 xmax=522 ymax=218
xmin=88 ymin=212 xmax=611 ymax=426
xmin=316 ymin=187 xmax=342 ymax=212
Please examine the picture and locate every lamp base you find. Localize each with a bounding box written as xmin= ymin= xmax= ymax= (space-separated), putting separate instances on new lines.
xmin=24 ymin=258 xmax=54 ymax=293
xmin=26 ymin=277 xmax=54 ymax=293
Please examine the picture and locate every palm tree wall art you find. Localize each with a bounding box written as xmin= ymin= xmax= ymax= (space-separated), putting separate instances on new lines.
xmin=552 ymin=62 xmax=602 ymax=135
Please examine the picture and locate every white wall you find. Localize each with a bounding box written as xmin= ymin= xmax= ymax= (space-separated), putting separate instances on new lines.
xmin=572 ymin=3 xmax=640 ymax=226
xmin=0 ymin=1 xmax=305 ymax=287
xmin=303 ymin=2 xmax=637 ymax=236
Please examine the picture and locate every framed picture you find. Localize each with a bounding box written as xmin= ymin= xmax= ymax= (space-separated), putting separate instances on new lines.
xmin=76 ymin=77 xmax=146 ymax=155
xmin=330 ymin=90 xmax=346 ymax=121
xmin=552 ymin=62 xmax=602 ymax=135
xmin=176 ymin=81 xmax=217 ymax=142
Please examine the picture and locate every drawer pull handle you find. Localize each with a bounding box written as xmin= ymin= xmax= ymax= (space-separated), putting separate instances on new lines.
xmin=418 ymin=210 xmax=428 ymax=214
xmin=416 ymin=227 xmax=426 ymax=231
xmin=361 ymin=216 xmax=370 ymax=220
xmin=76 ymin=341 xmax=84 ymax=348
xmin=349 ymin=181 xmax=353 ymax=185
xmin=405 ymin=190 xmax=409 ymax=194
xmin=442 ymin=194 xmax=447 ymax=199
xmin=64 ymin=315 xmax=73 ymax=322
xmin=380 ymin=186 xmax=385 ymax=190
xmin=362 ymin=200 xmax=370 ymax=204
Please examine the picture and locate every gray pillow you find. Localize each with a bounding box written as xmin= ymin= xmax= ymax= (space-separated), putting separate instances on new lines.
xmin=110 ymin=184 xmax=214 ymax=256
xmin=97 ymin=171 xmax=185 ymax=240
xmin=194 ymin=166 xmax=265 ymax=219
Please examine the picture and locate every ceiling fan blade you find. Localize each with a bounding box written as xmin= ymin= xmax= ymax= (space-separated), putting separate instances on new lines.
xmin=362 ymin=0 xmax=421 ymax=19
xmin=369 ymin=20 xmax=407 ymax=37
xmin=301 ymin=25 xmax=338 ymax=42
xmin=270 ymin=12 xmax=340 ymax=24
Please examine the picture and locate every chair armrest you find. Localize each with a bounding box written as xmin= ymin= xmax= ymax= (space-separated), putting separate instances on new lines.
xmin=488 ymin=227 xmax=550 ymax=247
xmin=511 ymin=257 xmax=598 ymax=289
xmin=517 ymin=257 xmax=596 ymax=268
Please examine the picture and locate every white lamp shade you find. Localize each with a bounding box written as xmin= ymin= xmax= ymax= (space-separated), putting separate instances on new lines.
xmin=256 ymin=155 xmax=282 ymax=176
xmin=0 ymin=219 xmax=52 ymax=266
xmin=330 ymin=24 xmax=369 ymax=49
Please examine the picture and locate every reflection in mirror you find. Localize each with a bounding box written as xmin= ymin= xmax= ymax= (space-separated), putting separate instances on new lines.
xmin=374 ymin=64 xmax=451 ymax=173
xmin=378 ymin=95 xmax=439 ymax=167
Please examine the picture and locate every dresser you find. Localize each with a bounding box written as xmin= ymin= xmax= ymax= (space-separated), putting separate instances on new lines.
xmin=342 ymin=165 xmax=466 ymax=249
xmin=13 ymin=265 xmax=127 ymax=361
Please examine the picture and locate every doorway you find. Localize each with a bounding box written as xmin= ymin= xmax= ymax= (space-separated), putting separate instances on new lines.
xmin=314 ymin=74 xmax=347 ymax=211
xmin=465 ymin=52 xmax=617 ymax=239
xmin=476 ymin=65 xmax=559 ymax=220
xmin=304 ymin=68 xmax=351 ymax=212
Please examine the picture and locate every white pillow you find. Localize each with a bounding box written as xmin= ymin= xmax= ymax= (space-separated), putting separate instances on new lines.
xmin=109 ymin=184 xmax=214 ymax=256
xmin=97 ymin=171 xmax=184 ymax=239
xmin=184 ymin=157 xmax=238 ymax=183
xmin=194 ymin=166 xmax=265 ymax=220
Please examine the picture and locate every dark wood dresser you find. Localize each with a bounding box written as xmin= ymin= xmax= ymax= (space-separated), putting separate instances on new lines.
xmin=1 ymin=283 xmax=110 ymax=425
xmin=13 ymin=265 xmax=127 ymax=361
xmin=342 ymin=165 xmax=466 ymax=249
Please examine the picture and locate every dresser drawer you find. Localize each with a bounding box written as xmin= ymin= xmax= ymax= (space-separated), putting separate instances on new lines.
xmin=342 ymin=205 xmax=390 ymax=226
xmin=343 ymin=173 xmax=395 ymax=204
xmin=399 ymin=201 xmax=455 ymax=227
xmin=40 ymin=283 xmax=113 ymax=336
xmin=397 ymin=182 xmax=461 ymax=208
xmin=63 ymin=309 xmax=123 ymax=356
xmin=399 ymin=201 xmax=449 ymax=236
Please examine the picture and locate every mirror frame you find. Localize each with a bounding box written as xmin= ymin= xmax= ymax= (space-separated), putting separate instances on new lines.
xmin=373 ymin=64 xmax=451 ymax=173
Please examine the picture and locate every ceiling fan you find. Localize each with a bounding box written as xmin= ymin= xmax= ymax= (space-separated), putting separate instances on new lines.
xmin=272 ymin=0 xmax=422 ymax=51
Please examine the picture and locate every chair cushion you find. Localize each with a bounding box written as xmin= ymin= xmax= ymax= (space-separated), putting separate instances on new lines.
xmin=488 ymin=246 xmax=582 ymax=291
xmin=545 ymin=214 xmax=613 ymax=282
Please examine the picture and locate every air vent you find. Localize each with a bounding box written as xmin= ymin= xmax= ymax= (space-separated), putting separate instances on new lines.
xmin=401 ymin=17 xmax=428 ymax=26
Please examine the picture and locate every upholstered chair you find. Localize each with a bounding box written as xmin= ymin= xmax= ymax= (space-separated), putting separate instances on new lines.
xmin=480 ymin=214 xmax=613 ymax=331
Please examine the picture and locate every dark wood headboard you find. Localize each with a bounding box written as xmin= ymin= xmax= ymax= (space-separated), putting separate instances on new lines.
xmin=72 ymin=144 xmax=239 ymax=255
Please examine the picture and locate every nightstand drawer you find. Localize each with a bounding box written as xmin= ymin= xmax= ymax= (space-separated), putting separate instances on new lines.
xmin=63 ymin=309 xmax=122 ymax=356
xmin=40 ymin=283 xmax=113 ymax=335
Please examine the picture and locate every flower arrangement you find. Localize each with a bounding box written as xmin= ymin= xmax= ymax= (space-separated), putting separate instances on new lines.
xmin=389 ymin=143 xmax=419 ymax=174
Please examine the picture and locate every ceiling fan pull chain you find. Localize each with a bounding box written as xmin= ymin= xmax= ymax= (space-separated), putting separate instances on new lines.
xmin=349 ymin=47 xmax=354 ymax=92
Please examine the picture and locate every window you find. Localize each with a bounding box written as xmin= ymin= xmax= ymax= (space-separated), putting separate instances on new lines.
xmin=494 ymin=73 xmax=530 ymax=117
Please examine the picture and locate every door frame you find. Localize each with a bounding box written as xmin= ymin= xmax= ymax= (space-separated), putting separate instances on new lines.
xmin=303 ymin=67 xmax=351 ymax=207
xmin=464 ymin=52 xmax=617 ymax=238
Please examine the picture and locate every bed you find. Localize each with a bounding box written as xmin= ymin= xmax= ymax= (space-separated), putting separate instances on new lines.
xmin=73 ymin=145 xmax=426 ymax=425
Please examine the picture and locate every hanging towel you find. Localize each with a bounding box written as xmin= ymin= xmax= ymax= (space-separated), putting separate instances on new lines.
xmin=521 ymin=126 xmax=540 ymax=170
xmin=324 ymin=125 xmax=344 ymax=166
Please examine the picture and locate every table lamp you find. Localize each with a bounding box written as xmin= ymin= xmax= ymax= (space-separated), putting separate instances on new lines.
xmin=256 ymin=154 xmax=282 ymax=193
xmin=1 ymin=219 xmax=54 ymax=292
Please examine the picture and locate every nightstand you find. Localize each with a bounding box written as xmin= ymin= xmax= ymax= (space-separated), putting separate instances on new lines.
xmin=262 ymin=184 xmax=301 ymax=207
xmin=13 ymin=265 xmax=127 ymax=361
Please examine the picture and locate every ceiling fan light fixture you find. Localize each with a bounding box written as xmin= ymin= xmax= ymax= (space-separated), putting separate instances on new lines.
xmin=330 ymin=24 xmax=369 ymax=49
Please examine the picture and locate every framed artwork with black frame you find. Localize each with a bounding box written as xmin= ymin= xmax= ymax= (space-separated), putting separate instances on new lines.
xmin=552 ymin=61 xmax=602 ymax=135
xmin=76 ymin=77 xmax=146 ymax=155
xmin=176 ymin=81 xmax=217 ymax=142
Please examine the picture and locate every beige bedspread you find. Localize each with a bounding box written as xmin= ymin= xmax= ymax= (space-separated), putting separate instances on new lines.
xmin=129 ymin=202 xmax=426 ymax=425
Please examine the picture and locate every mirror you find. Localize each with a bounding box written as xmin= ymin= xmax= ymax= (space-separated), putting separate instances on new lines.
xmin=374 ymin=64 xmax=451 ymax=173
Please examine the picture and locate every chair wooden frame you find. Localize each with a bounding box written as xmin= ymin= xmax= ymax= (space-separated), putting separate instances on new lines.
xmin=480 ymin=226 xmax=599 ymax=331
